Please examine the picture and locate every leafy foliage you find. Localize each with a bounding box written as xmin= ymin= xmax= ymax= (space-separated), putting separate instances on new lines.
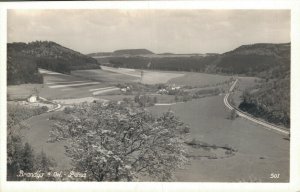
xmin=134 ymin=94 xmax=157 ymax=107
xmin=34 ymin=150 xmax=57 ymax=180
xmin=229 ymin=109 xmax=238 ymax=120
xmin=49 ymin=102 xmax=188 ymax=181
xmin=7 ymin=103 xmax=48 ymax=128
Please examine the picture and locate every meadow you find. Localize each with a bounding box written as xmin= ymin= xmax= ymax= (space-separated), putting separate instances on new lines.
xmin=71 ymin=69 xmax=139 ymax=84
xmin=148 ymin=96 xmax=289 ymax=182
xmin=168 ymin=72 xmax=232 ymax=87
xmin=73 ymin=67 xmax=185 ymax=85
xmin=7 ymin=84 xmax=43 ymax=100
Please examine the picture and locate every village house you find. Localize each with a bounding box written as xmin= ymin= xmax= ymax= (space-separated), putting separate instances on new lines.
xmin=27 ymin=95 xmax=37 ymax=103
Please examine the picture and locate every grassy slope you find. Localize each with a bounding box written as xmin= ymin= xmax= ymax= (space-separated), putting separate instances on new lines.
xmin=71 ymin=69 xmax=139 ymax=84
xmin=20 ymin=112 xmax=72 ymax=170
xmin=168 ymin=72 xmax=232 ymax=87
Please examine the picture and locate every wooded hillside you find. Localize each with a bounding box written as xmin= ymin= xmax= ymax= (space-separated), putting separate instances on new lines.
xmin=97 ymin=43 xmax=290 ymax=77
xmin=7 ymin=41 xmax=101 ymax=85
xmin=237 ymin=43 xmax=290 ymax=127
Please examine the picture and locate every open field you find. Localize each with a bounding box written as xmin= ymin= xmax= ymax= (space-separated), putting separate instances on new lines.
xmin=73 ymin=66 xmax=185 ymax=85
xmin=7 ymin=84 xmax=44 ymax=100
xmin=71 ymin=68 xmax=139 ymax=84
xmin=141 ymin=70 xmax=184 ymax=84
xmin=100 ymin=66 xmax=185 ymax=85
xmin=8 ymin=69 xmax=121 ymax=100
xmin=168 ymin=72 xmax=232 ymax=87
xmin=7 ymin=67 xmax=232 ymax=101
xmin=148 ymin=96 xmax=289 ymax=182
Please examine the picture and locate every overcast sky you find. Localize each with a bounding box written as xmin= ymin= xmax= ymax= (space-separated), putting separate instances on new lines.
xmin=8 ymin=9 xmax=290 ymax=54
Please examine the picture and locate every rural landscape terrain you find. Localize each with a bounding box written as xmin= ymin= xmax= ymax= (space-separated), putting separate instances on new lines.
xmin=7 ymin=40 xmax=290 ymax=182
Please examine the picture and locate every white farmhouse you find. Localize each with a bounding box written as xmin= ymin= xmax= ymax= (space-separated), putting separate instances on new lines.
xmin=27 ymin=95 xmax=37 ymax=103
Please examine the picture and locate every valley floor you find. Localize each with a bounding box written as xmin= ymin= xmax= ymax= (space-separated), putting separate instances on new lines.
xmin=7 ymin=68 xmax=290 ymax=182
xmin=149 ymin=96 xmax=289 ymax=182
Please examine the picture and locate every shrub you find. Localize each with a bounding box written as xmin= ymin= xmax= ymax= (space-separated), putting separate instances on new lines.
xmin=182 ymin=126 xmax=190 ymax=133
xmin=230 ymin=109 xmax=238 ymax=120
xmin=41 ymin=106 xmax=49 ymax=112
xmin=64 ymin=106 xmax=74 ymax=114
xmin=7 ymin=104 xmax=47 ymax=126
xmin=134 ymin=94 xmax=157 ymax=107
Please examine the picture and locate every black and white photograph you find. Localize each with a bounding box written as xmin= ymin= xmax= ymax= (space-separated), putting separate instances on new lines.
xmin=1 ymin=1 xmax=300 ymax=191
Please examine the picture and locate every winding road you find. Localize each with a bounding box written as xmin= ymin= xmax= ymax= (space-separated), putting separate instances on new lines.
xmin=39 ymin=96 xmax=62 ymax=112
xmin=224 ymin=79 xmax=290 ymax=136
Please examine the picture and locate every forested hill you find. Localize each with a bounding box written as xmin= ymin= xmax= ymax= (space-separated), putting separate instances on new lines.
xmin=236 ymin=43 xmax=291 ymax=128
xmin=7 ymin=41 xmax=101 ymax=85
xmin=87 ymin=52 xmax=112 ymax=57
xmin=87 ymin=49 xmax=154 ymax=58
xmin=113 ymin=49 xmax=154 ymax=56
xmin=239 ymin=74 xmax=290 ymax=127
xmin=223 ymin=43 xmax=290 ymax=56
xmin=98 ymin=43 xmax=290 ymax=77
xmin=214 ymin=43 xmax=290 ymax=76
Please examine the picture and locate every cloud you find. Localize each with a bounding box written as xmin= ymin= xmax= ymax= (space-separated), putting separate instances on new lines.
xmin=8 ymin=9 xmax=290 ymax=54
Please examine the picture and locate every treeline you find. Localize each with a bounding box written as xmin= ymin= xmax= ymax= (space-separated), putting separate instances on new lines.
xmin=35 ymin=57 xmax=100 ymax=74
xmin=97 ymin=43 xmax=290 ymax=78
xmin=7 ymin=53 xmax=43 ymax=85
xmin=239 ymin=75 xmax=290 ymax=127
xmin=105 ymin=54 xmax=289 ymax=77
xmin=215 ymin=54 xmax=285 ymax=75
xmin=107 ymin=56 xmax=218 ymax=72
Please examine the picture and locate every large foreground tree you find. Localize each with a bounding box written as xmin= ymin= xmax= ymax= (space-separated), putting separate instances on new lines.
xmin=49 ymin=102 xmax=188 ymax=181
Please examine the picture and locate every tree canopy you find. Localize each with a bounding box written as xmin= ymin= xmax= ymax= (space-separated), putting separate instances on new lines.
xmin=49 ymin=101 xmax=188 ymax=181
